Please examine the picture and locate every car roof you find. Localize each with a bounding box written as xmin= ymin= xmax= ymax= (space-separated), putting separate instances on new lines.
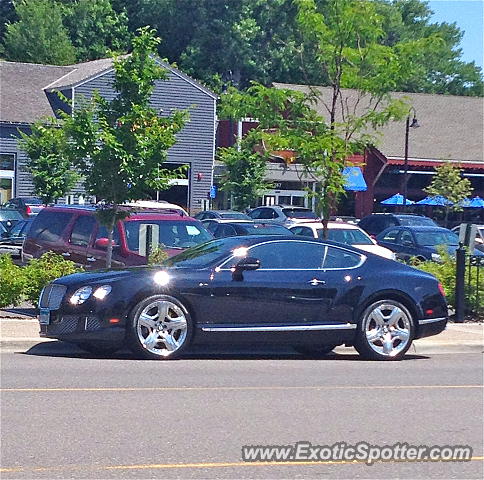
xmin=381 ymin=226 xmax=452 ymax=232
xmin=291 ymin=221 xmax=360 ymax=230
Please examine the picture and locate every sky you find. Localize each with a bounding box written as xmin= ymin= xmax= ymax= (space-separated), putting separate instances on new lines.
xmin=428 ymin=0 xmax=484 ymax=69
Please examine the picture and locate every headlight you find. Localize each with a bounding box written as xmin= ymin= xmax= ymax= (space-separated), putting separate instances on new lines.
xmin=154 ymin=271 xmax=170 ymax=286
xmin=93 ymin=285 xmax=112 ymax=300
xmin=70 ymin=286 xmax=93 ymax=305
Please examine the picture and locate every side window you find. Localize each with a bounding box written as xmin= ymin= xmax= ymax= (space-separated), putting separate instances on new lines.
xmin=252 ymin=208 xmax=274 ymax=220
xmin=382 ymin=229 xmax=399 ymax=242
xmin=249 ymin=241 xmax=326 ymax=269
xmin=220 ymin=225 xmax=237 ymax=237
xmin=399 ymin=231 xmax=414 ymax=246
xmin=291 ymin=226 xmax=314 ymax=237
xmin=70 ymin=215 xmax=96 ymax=247
xmin=323 ymin=246 xmax=363 ymax=269
xmin=95 ymin=223 xmax=121 ymax=246
xmin=29 ymin=211 xmax=73 ymax=242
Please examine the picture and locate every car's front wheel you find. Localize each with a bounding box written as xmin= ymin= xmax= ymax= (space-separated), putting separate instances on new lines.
xmin=354 ymin=299 xmax=415 ymax=361
xmin=127 ymin=295 xmax=193 ymax=360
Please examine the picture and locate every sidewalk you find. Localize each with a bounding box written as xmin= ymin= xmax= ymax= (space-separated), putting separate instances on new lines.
xmin=1 ymin=310 xmax=482 ymax=354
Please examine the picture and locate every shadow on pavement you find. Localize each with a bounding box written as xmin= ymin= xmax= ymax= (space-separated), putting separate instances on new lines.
xmin=21 ymin=341 xmax=430 ymax=362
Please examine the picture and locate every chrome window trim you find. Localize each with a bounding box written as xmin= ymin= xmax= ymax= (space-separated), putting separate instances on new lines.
xmin=215 ymin=239 xmax=366 ymax=272
xmin=201 ymin=323 xmax=357 ymax=332
xmin=418 ymin=317 xmax=447 ymax=325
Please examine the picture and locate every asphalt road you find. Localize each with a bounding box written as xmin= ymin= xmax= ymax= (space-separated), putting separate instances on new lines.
xmin=1 ymin=343 xmax=483 ymax=479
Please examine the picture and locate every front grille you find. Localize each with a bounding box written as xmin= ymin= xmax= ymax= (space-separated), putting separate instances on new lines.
xmin=39 ymin=284 xmax=67 ymax=309
xmin=47 ymin=316 xmax=79 ymax=335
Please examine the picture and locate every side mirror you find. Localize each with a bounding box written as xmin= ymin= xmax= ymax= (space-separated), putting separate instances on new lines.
xmin=232 ymin=257 xmax=260 ymax=281
xmin=94 ymin=238 xmax=118 ymax=250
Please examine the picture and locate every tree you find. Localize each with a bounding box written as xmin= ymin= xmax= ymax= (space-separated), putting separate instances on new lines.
xmin=424 ymin=162 xmax=472 ymax=228
xmin=61 ymin=27 xmax=188 ymax=267
xmin=19 ymin=118 xmax=79 ymax=205
xmin=3 ymin=0 xmax=76 ymax=65
xmin=63 ymin=0 xmax=131 ymax=62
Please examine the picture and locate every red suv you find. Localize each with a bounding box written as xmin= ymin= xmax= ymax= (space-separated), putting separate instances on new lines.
xmin=22 ymin=206 xmax=213 ymax=268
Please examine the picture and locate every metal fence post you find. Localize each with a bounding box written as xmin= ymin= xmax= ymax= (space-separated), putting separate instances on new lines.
xmin=455 ymin=243 xmax=466 ymax=323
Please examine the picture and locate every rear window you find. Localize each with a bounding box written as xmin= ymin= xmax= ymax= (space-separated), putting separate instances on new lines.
xmin=397 ymin=216 xmax=436 ymax=226
xmin=241 ymin=224 xmax=292 ymax=235
xmin=24 ymin=198 xmax=43 ymax=205
xmin=29 ymin=211 xmax=73 ymax=242
xmin=219 ymin=212 xmax=250 ymax=219
xmin=123 ymin=220 xmax=212 ymax=251
xmin=282 ymin=208 xmax=318 ymax=219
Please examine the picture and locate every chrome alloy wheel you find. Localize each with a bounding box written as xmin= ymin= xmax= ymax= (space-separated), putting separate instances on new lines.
xmin=363 ymin=302 xmax=412 ymax=358
xmin=136 ymin=299 xmax=188 ymax=357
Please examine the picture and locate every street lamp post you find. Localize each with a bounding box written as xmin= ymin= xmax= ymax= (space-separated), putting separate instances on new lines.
xmin=402 ymin=108 xmax=419 ymax=209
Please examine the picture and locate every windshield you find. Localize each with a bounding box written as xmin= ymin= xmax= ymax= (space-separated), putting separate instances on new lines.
xmin=0 ymin=210 xmax=23 ymax=220
xmin=123 ymin=220 xmax=212 ymax=252
xmin=8 ymin=221 xmax=30 ymax=237
xmin=325 ymin=228 xmax=373 ymax=245
xmin=398 ymin=216 xmax=436 ymax=226
xmin=219 ymin=212 xmax=250 ymax=220
xmin=164 ymin=237 xmax=248 ymax=268
xmin=242 ymin=224 xmax=292 ymax=235
xmin=282 ymin=208 xmax=318 ymax=219
xmin=415 ymin=231 xmax=459 ymax=246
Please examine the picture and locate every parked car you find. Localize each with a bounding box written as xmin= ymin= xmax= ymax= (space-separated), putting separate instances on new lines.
xmin=358 ymin=213 xmax=437 ymax=237
xmin=2 ymin=197 xmax=44 ymax=217
xmin=203 ymin=219 xmax=294 ymax=238
xmin=451 ymin=224 xmax=484 ymax=253
xmin=22 ymin=205 xmax=213 ymax=269
xmin=194 ymin=210 xmax=251 ymax=221
xmin=0 ymin=208 xmax=23 ymax=231
xmin=0 ymin=219 xmax=33 ymax=262
xmin=376 ymin=226 xmax=484 ymax=262
xmin=38 ymin=236 xmax=448 ymax=360
xmin=248 ymin=205 xmax=318 ymax=225
xmin=289 ymin=221 xmax=396 ymax=260
xmin=124 ymin=200 xmax=188 ymax=216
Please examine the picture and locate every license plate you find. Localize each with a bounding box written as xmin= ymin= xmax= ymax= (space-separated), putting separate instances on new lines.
xmin=39 ymin=308 xmax=51 ymax=325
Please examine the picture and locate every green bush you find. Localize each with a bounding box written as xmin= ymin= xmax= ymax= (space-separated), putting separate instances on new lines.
xmin=0 ymin=255 xmax=26 ymax=308
xmin=0 ymin=252 xmax=81 ymax=308
xmin=148 ymin=245 xmax=169 ymax=265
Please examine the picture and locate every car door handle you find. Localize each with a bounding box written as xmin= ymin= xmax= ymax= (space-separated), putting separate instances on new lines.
xmin=87 ymin=257 xmax=96 ymax=262
xmin=61 ymin=252 xmax=71 ymax=257
xmin=308 ymin=279 xmax=326 ymax=286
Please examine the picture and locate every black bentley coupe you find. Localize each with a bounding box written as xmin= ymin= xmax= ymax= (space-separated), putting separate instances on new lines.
xmin=38 ymin=236 xmax=448 ymax=360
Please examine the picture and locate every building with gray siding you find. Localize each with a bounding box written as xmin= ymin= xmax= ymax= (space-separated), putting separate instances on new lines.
xmin=0 ymin=58 xmax=217 ymax=213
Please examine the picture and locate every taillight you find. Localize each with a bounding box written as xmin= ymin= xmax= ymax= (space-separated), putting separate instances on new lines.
xmin=438 ymin=282 xmax=446 ymax=296
xmin=25 ymin=205 xmax=31 ymax=215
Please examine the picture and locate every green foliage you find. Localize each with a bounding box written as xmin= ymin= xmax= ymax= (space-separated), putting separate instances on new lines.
xmin=0 ymin=252 xmax=80 ymax=308
xmin=22 ymin=252 xmax=80 ymax=306
xmin=0 ymin=255 xmax=25 ymax=308
xmin=19 ymin=117 xmax=80 ymax=205
xmin=148 ymin=245 xmax=169 ymax=265
xmin=424 ymin=162 xmax=473 ymax=227
xmin=3 ymin=0 xmax=76 ymax=65
xmin=63 ymin=0 xmax=131 ymax=62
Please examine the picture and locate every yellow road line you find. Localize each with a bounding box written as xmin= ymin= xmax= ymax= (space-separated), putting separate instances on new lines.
xmin=1 ymin=384 xmax=482 ymax=393
xmin=1 ymin=457 xmax=483 ymax=474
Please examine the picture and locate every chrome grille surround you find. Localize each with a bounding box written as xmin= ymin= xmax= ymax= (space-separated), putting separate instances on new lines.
xmin=39 ymin=284 xmax=67 ymax=309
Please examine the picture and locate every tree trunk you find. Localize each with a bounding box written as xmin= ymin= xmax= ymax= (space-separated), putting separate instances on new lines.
xmin=105 ymin=208 xmax=117 ymax=269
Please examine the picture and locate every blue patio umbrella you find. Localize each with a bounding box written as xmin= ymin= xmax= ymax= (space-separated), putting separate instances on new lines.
xmin=416 ymin=195 xmax=453 ymax=206
xmin=380 ymin=193 xmax=414 ymax=205
xmin=461 ymin=196 xmax=484 ymax=208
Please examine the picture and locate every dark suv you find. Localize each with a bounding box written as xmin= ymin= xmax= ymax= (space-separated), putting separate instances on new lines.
xmin=22 ymin=206 xmax=212 ymax=268
xmin=358 ymin=213 xmax=437 ymax=237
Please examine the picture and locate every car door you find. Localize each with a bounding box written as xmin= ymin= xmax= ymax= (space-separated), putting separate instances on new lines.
xmin=205 ymin=240 xmax=333 ymax=326
xmin=377 ymin=228 xmax=401 ymax=253
xmin=67 ymin=214 xmax=97 ymax=267
xmin=87 ymin=222 xmax=125 ymax=268
xmin=397 ymin=229 xmax=420 ymax=261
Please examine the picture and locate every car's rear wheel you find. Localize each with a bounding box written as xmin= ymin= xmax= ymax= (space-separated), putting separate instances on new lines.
xmin=354 ymin=299 xmax=415 ymax=361
xmin=126 ymin=295 xmax=193 ymax=360
xmin=294 ymin=345 xmax=338 ymax=357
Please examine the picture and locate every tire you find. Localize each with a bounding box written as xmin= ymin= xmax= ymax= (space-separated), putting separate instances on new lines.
xmin=294 ymin=345 xmax=338 ymax=357
xmin=77 ymin=343 xmax=121 ymax=356
xmin=354 ymin=299 xmax=415 ymax=361
xmin=126 ymin=295 xmax=193 ymax=360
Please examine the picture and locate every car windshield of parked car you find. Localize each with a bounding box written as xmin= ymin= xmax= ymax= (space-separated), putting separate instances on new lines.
xmin=324 ymin=228 xmax=374 ymax=245
xmin=219 ymin=212 xmax=250 ymax=219
xmin=124 ymin=220 xmax=213 ymax=251
xmin=282 ymin=208 xmax=318 ymax=219
xmin=415 ymin=231 xmax=459 ymax=246
xmin=242 ymin=224 xmax=292 ymax=235
xmin=0 ymin=210 xmax=23 ymax=220
xmin=397 ymin=216 xmax=436 ymax=226
xmin=164 ymin=237 xmax=248 ymax=268
xmin=8 ymin=220 xmax=30 ymax=237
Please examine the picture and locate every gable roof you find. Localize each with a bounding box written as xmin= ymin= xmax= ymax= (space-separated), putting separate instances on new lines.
xmin=1 ymin=57 xmax=217 ymax=125
xmin=273 ymin=83 xmax=484 ymax=165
